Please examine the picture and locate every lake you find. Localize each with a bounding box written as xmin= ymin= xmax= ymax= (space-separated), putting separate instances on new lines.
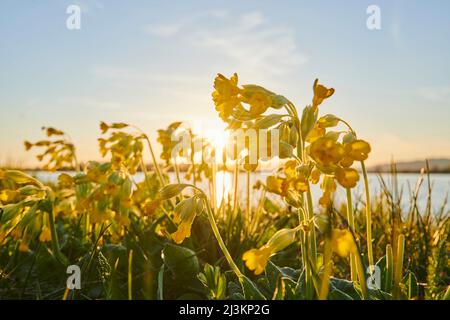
xmin=29 ymin=171 xmax=450 ymax=213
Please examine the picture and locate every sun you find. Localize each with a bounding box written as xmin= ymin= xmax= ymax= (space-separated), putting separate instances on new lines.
xmin=209 ymin=128 xmax=230 ymax=152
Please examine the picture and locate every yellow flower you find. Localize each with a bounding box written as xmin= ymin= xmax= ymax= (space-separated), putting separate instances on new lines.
xmin=212 ymin=73 xmax=241 ymax=121
xmin=309 ymin=137 xmax=345 ymax=167
xmin=319 ymin=191 xmax=332 ymax=207
xmin=43 ymin=127 xmax=64 ymax=137
xmin=266 ymin=176 xmax=284 ymax=195
xmin=171 ymin=198 xmax=199 ymax=244
xmin=335 ymin=167 xmax=360 ymax=189
xmin=91 ymin=209 xmax=115 ymax=224
xmin=339 ymin=156 xmax=354 ymax=168
xmin=100 ymin=121 xmax=110 ymax=133
xmin=287 ymin=177 xmax=309 ymax=193
xmin=24 ymin=141 xmax=33 ymax=151
xmin=0 ymin=189 xmax=18 ymax=202
xmin=39 ymin=227 xmax=52 ymax=242
xmin=243 ymin=247 xmax=272 ymax=275
xmin=240 ymin=85 xmax=273 ymax=116
xmin=243 ymin=228 xmax=297 ymax=275
xmin=344 ymin=139 xmax=371 ymax=161
xmin=310 ymin=168 xmax=321 ymax=184
xmin=312 ymin=79 xmax=334 ymax=108
xmin=172 ymin=219 xmax=195 ymax=244
xmin=306 ymin=125 xmax=325 ymax=143
xmin=331 ymin=229 xmax=357 ymax=257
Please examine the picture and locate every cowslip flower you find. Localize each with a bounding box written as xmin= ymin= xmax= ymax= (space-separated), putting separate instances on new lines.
xmin=39 ymin=226 xmax=52 ymax=242
xmin=212 ymin=73 xmax=241 ymax=121
xmin=243 ymin=228 xmax=297 ymax=275
xmin=344 ymin=140 xmax=371 ymax=161
xmin=240 ymin=85 xmax=273 ymax=116
xmin=306 ymin=125 xmax=326 ymax=143
xmin=309 ymin=137 xmax=345 ymax=167
xmin=171 ymin=197 xmax=202 ymax=244
xmin=312 ymin=79 xmax=334 ymax=108
xmin=331 ymin=229 xmax=357 ymax=258
xmin=335 ymin=167 xmax=360 ymax=189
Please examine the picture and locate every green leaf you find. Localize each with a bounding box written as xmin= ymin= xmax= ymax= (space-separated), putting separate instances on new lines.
xmin=0 ymin=202 xmax=24 ymax=223
xmin=254 ymin=114 xmax=285 ymax=129
xmin=279 ymin=141 xmax=293 ymax=159
xmin=240 ymin=276 xmax=266 ymax=300
xmin=198 ymin=263 xmax=227 ymax=300
xmin=18 ymin=203 xmax=39 ymax=229
xmin=402 ymin=271 xmax=419 ymax=299
xmin=4 ymin=170 xmax=42 ymax=186
xmin=162 ymin=243 xmax=199 ymax=282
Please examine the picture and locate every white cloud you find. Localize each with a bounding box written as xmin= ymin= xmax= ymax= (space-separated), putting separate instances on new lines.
xmin=240 ymin=11 xmax=265 ymax=29
xmin=145 ymin=10 xmax=307 ymax=76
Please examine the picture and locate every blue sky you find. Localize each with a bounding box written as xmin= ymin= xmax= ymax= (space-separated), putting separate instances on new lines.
xmin=1 ymin=0 xmax=450 ymax=167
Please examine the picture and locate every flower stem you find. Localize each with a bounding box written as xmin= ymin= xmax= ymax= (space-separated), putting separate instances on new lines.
xmin=361 ymin=161 xmax=374 ymax=268
xmin=48 ymin=207 xmax=67 ymax=265
xmin=128 ymin=249 xmax=133 ymax=300
xmin=203 ymin=195 xmax=243 ymax=279
xmin=319 ymin=236 xmax=333 ymax=300
xmin=346 ymin=188 xmax=357 ymax=281
xmin=246 ymin=170 xmax=251 ymax=218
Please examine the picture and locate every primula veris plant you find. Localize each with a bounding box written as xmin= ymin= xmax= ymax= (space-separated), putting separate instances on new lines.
xmin=0 ymin=73 xmax=448 ymax=301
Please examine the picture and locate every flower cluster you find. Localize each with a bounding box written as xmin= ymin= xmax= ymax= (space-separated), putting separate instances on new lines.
xmin=24 ymin=127 xmax=77 ymax=171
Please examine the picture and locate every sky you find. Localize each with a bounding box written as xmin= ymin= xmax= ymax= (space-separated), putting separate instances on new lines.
xmin=1 ymin=0 xmax=450 ymax=167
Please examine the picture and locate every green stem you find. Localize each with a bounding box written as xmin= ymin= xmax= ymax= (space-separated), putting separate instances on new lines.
xmin=128 ymin=249 xmax=133 ymax=300
xmin=48 ymin=207 xmax=67 ymax=265
xmin=145 ymin=135 xmax=165 ymax=186
xmin=361 ymin=161 xmax=374 ymax=268
xmin=246 ymin=170 xmax=251 ymax=218
xmin=306 ymin=186 xmax=317 ymax=262
xmin=385 ymin=244 xmax=394 ymax=293
xmin=354 ymin=249 xmax=369 ymax=300
xmin=393 ymin=234 xmax=405 ymax=299
xmin=203 ymin=195 xmax=243 ymax=279
xmin=233 ymin=161 xmax=239 ymax=215
xmin=319 ymin=237 xmax=333 ymax=300
xmin=346 ymin=188 xmax=357 ymax=281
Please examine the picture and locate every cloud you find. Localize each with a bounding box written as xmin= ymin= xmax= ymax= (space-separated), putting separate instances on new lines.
xmin=145 ymin=10 xmax=307 ymax=76
xmin=418 ymin=85 xmax=450 ymax=103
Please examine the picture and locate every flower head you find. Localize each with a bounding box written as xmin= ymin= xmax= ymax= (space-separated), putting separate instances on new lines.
xmin=242 ymin=247 xmax=272 ymax=275
xmin=312 ymin=79 xmax=334 ymax=108
xmin=309 ymin=137 xmax=345 ymax=167
xmin=240 ymin=85 xmax=273 ymax=116
xmin=39 ymin=227 xmax=52 ymax=242
xmin=331 ymin=229 xmax=357 ymax=257
xmin=243 ymin=228 xmax=297 ymax=275
xmin=344 ymin=139 xmax=371 ymax=162
xmin=212 ymin=73 xmax=241 ymax=121
xmin=171 ymin=197 xmax=201 ymax=244
xmin=335 ymin=167 xmax=360 ymax=189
